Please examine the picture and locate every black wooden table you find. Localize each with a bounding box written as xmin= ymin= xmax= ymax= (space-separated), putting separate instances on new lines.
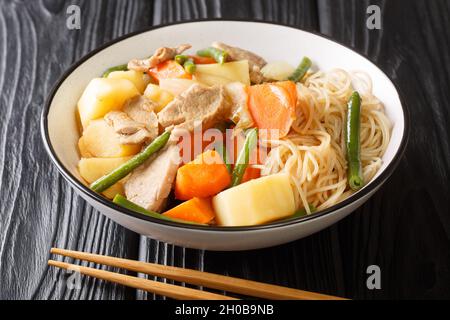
xmin=1 ymin=0 xmax=449 ymax=300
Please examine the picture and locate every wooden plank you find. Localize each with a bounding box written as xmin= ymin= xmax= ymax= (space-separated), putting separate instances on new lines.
xmin=0 ymin=0 xmax=155 ymax=300
xmin=1 ymin=0 xmax=449 ymax=300
xmin=317 ymin=0 xmax=450 ymax=299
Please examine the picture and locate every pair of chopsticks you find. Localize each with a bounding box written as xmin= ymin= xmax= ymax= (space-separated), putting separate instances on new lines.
xmin=48 ymin=248 xmax=346 ymax=300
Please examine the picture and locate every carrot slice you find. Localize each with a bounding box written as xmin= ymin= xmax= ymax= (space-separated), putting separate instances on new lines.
xmin=163 ymin=197 xmax=215 ymax=224
xmin=275 ymin=80 xmax=298 ymax=106
xmin=190 ymin=55 xmax=217 ymax=64
xmin=148 ymin=60 xmax=192 ymax=82
xmin=175 ymin=150 xmax=231 ymax=200
xmin=229 ymin=132 xmax=262 ymax=184
xmin=247 ymin=81 xmax=297 ymax=138
xmin=178 ymin=131 xmax=226 ymax=164
xmin=242 ymin=166 xmax=261 ymax=183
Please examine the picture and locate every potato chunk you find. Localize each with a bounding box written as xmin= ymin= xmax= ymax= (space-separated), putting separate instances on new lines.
xmin=78 ymin=119 xmax=141 ymax=158
xmin=194 ymin=60 xmax=250 ymax=86
xmin=261 ymin=61 xmax=295 ymax=81
xmin=77 ymin=78 xmax=139 ymax=129
xmin=212 ymin=173 xmax=296 ymax=226
xmin=78 ymin=157 xmax=132 ymax=199
xmin=143 ymin=84 xmax=174 ymax=113
xmin=107 ymin=70 xmax=150 ymax=94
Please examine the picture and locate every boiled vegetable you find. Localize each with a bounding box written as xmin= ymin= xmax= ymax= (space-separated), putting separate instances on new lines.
xmin=287 ymin=57 xmax=312 ymax=82
xmin=212 ymin=173 xmax=296 ymax=226
xmin=216 ymin=142 xmax=232 ymax=174
xmin=261 ymin=61 xmax=295 ymax=81
xmin=163 ymin=197 xmax=216 ymax=224
xmin=174 ymin=55 xmax=196 ymax=74
xmin=242 ymin=166 xmax=261 ymax=183
xmin=78 ymin=119 xmax=141 ymax=158
xmin=190 ymin=55 xmax=216 ymax=64
xmin=107 ymin=70 xmax=150 ymax=93
xmin=143 ymin=83 xmax=174 ymax=112
xmin=178 ymin=130 xmax=216 ymax=164
xmin=77 ymin=78 xmax=140 ymax=129
xmin=148 ymin=59 xmax=192 ymax=81
xmin=183 ymin=59 xmax=196 ymax=74
xmin=231 ymin=128 xmax=258 ymax=187
xmin=194 ymin=60 xmax=250 ymax=86
xmin=174 ymin=54 xmax=189 ymax=65
xmin=212 ymin=123 xmax=232 ymax=173
xmin=275 ymin=80 xmax=298 ymax=106
xmin=158 ymin=78 xmax=198 ymax=97
xmin=175 ymin=150 xmax=231 ymax=200
xmin=90 ymin=131 xmax=171 ymax=193
xmin=346 ymin=91 xmax=364 ymax=191
xmin=196 ymin=47 xmax=228 ymax=64
xmin=247 ymin=81 xmax=297 ymax=138
xmin=224 ymin=82 xmax=254 ymax=130
xmin=178 ymin=54 xmax=216 ymax=65
xmin=102 ymin=64 xmax=128 ymax=77
xmin=78 ymin=157 xmax=132 ymax=199
xmin=113 ymin=194 xmax=200 ymax=224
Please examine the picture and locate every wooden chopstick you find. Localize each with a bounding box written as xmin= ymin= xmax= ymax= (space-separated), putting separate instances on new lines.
xmin=50 ymin=247 xmax=346 ymax=300
xmin=48 ymin=260 xmax=236 ymax=300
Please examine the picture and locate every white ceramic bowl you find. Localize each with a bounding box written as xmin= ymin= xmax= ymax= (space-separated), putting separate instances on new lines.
xmin=41 ymin=20 xmax=409 ymax=251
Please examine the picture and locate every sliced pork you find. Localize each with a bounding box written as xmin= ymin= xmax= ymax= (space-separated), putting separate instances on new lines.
xmin=157 ymin=84 xmax=230 ymax=132
xmin=248 ymin=65 xmax=266 ymax=84
xmin=104 ymin=111 xmax=144 ymax=135
xmin=128 ymin=44 xmax=191 ymax=72
xmin=104 ymin=96 xmax=159 ymax=145
xmin=123 ymin=96 xmax=159 ymax=135
xmin=124 ymin=144 xmax=181 ymax=212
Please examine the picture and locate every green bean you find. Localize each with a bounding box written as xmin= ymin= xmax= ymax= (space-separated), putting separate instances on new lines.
xmin=346 ymin=91 xmax=364 ymax=191
xmin=102 ymin=64 xmax=128 ymax=77
xmin=175 ymin=55 xmax=196 ymax=74
xmin=175 ymin=54 xmax=188 ymax=65
xmin=113 ymin=194 xmax=203 ymax=225
xmin=197 ymin=47 xmax=228 ymax=64
xmin=113 ymin=194 xmax=175 ymax=221
xmin=183 ymin=59 xmax=196 ymax=74
xmin=214 ymin=121 xmax=231 ymax=133
xmin=90 ymin=131 xmax=171 ymax=193
xmin=287 ymin=57 xmax=312 ymax=82
xmin=292 ymin=204 xmax=316 ymax=218
xmin=213 ymin=122 xmax=232 ymax=173
xmin=231 ymin=128 xmax=258 ymax=187
xmin=214 ymin=142 xmax=232 ymax=174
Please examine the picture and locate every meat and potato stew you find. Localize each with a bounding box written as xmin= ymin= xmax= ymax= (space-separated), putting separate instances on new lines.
xmin=77 ymin=43 xmax=391 ymax=227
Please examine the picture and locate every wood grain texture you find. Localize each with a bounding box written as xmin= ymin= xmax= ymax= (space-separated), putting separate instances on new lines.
xmin=318 ymin=0 xmax=450 ymax=299
xmin=0 ymin=0 xmax=153 ymax=300
xmin=0 ymin=0 xmax=449 ymax=300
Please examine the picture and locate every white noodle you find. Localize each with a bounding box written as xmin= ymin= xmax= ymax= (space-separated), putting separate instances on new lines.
xmin=262 ymin=70 xmax=391 ymax=213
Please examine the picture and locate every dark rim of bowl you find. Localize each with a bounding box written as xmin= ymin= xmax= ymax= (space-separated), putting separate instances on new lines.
xmin=41 ymin=18 xmax=410 ymax=232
